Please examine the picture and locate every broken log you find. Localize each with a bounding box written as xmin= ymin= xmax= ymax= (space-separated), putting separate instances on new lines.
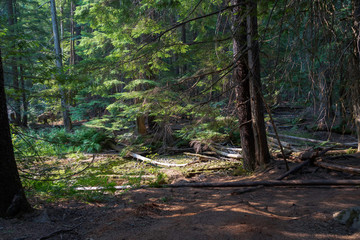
xmin=314 ymin=161 xmax=360 ymax=175
xmin=268 ymin=133 xmax=357 ymax=148
xmin=184 ymin=152 xmax=220 ymax=161
xmin=214 ymin=144 xmax=242 ymax=152
xmin=75 ymin=179 xmax=360 ymax=191
xmin=233 ymin=160 xmax=311 ymax=195
xmin=165 ymin=179 xmax=360 ymax=188
xmin=129 ymin=152 xmax=189 ymax=167
xmin=277 ymin=160 xmax=311 ymax=180
xmin=209 ymin=146 xmax=242 ymax=159
xmin=108 ymin=142 xmax=189 ymax=167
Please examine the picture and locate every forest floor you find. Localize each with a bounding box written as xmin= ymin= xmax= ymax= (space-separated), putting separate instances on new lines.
xmin=1 ymin=106 xmax=360 ymax=240
xmin=1 ymin=157 xmax=360 ymax=240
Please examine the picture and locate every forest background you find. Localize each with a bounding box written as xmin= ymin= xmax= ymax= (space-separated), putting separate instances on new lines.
xmin=1 ymin=0 xmax=360 ymax=215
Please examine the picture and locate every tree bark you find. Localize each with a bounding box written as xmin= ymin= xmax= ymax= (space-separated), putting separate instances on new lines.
xmin=7 ymin=0 xmax=21 ymax=125
xmin=247 ymin=1 xmax=270 ymax=166
xmin=352 ymin=0 xmax=360 ymax=151
xmin=19 ymin=63 xmax=27 ymax=127
xmin=231 ymin=0 xmax=256 ymax=171
xmin=0 ymin=49 xmax=31 ymax=218
xmin=50 ymin=0 xmax=72 ymax=132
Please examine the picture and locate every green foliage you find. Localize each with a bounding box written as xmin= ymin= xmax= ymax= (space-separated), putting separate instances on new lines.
xmin=148 ymin=172 xmax=168 ymax=187
xmin=23 ymin=175 xmax=117 ymax=202
xmin=12 ymin=127 xmax=110 ymax=162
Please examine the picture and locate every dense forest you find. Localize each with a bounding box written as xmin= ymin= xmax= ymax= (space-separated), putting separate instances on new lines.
xmin=1 ymin=0 xmax=360 ymax=238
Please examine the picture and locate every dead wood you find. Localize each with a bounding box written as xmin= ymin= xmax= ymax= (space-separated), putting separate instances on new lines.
xmin=296 ymin=147 xmax=335 ymax=161
xmin=165 ymin=147 xmax=194 ymax=153
xmin=214 ymin=144 xmax=242 ymax=152
xmin=184 ymin=152 xmax=220 ymax=161
xmin=129 ymin=152 xmax=189 ymax=167
xmin=314 ymin=161 xmax=360 ymax=175
xmin=209 ymin=146 xmax=242 ymax=159
xmin=165 ymin=179 xmax=360 ymax=188
xmin=75 ymin=179 xmax=360 ymax=192
xmin=244 ymin=201 xmax=302 ymax=220
xmin=277 ymin=160 xmax=311 ymax=180
xmin=324 ymin=149 xmax=356 ymax=155
xmin=108 ymin=142 xmax=189 ymax=167
xmin=267 ymin=136 xmax=294 ymax=149
xmin=269 ymin=133 xmax=357 ymax=148
xmin=232 ymin=160 xmax=311 ymax=195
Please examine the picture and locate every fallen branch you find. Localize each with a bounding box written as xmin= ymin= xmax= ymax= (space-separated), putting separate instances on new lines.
xmin=108 ymin=142 xmax=189 ymax=167
xmin=75 ymin=179 xmax=360 ymax=191
xmin=214 ymin=144 xmax=242 ymax=152
xmin=209 ymin=146 xmax=242 ymax=159
xmin=233 ymin=160 xmax=311 ymax=195
xmin=129 ymin=152 xmax=189 ymax=167
xmin=267 ymin=136 xmax=294 ymax=149
xmin=184 ymin=152 xmax=220 ymax=161
xmin=75 ymin=185 xmax=133 ymax=191
xmin=314 ymin=161 xmax=360 ymax=175
xmin=277 ymin=160 xmax=311 ymax=180
xmin=166 ymin=179 xmax=360 ymax=188
xmin=269 ymin=133 xmax=357 ymax=148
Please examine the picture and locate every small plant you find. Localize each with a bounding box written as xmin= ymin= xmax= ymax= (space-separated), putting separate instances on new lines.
xmin=148 ymin=172 xmax=168 ymax=187
xmin=160 ymin=196 xmax=172 ymax=203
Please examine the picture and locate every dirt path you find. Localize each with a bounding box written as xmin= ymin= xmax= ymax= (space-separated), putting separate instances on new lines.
xmin=1 ymin=171 xmax=360 ymax=240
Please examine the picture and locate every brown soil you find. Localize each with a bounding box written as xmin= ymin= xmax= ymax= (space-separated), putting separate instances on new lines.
xmin=1 ymin=157 xmax=360 ymax=240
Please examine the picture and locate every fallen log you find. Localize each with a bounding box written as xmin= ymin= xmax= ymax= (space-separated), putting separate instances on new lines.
xmin=75 ymin=185 xmax=133 ymax=191
xmin=314 ymin=161 xmax=360 ymax=175
xmin=277 ymin=160 xmax=311 ymax=180
xmin=184 ymin=152 xmax=220 ymax=161
xmin=75 ymin=179 xmax=360 ymax=191
xmin=108 ymin=142 xmax=189 ymax=167
xmin=267 ymin=136 xmax=295 ymax=149
xmin=268 ymin=133 xmax=357 ymax=148
xmin=209 ymin=146 xmax=242 ymax=159
xmin=129 ymin=152 xmax=189 ymax=167
xmin=165 ymin=179 xmax=360 ymax=188
xmin=233 ymin=160 xmax=311 ymax=195
xmin=214 ymin=144 xmax=242 ymax=152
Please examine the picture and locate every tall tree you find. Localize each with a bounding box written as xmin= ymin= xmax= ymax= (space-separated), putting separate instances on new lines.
xmin=0 ymin=48 xmax=31 ymax=218
xmin=231 ymin=0 xmax=270 ymax=170
xmin=247 ymin=0 xmax=270 ymax=166
xmin=50 ymin=0 xmax=72 ymax=132
xmin=352 ymin=0 xmax=360 ymax=151
xmin=232 ymin=0 xmax=256 ymax=171
xmin=6 ymin=0 xmax=21 ymax=125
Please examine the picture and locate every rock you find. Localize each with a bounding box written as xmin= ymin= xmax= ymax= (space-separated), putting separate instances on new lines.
xmin=333 ymin=207 xmax=360 ymax=230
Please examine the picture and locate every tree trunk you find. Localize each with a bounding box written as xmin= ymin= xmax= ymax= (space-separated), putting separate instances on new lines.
xmin=352 ymin=0 xmax=360 ymax=151
xmin=50 ymin=0 xmax=72 ymax=132
xmin=70 ymin=1 xmax=75 ymax=66
xmin=7 ymin=0 xmax=21 ymax=125
xmin=231 ymin=0 xmax=256 ymax=171
xmin=247 ymin=1 xmax=270 ymax=167
xmin=181 ymin=23 xmax=187 ymax=74
xmin=0 ymin=49 xmax=31 ymax=218
xmin=19 ymin=63 xmax=27 ymax=127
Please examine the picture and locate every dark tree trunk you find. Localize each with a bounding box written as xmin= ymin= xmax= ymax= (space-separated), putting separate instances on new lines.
xmin=231 ymin=0 xmax=256 ymax=171
xmin=50 ymin=0 xmax=72 ymax=132
xmin=70 ymin=1 xmax=76 ymax=66
xmin=247 ymin=1 xmax=270 ymax=167
xmin=20 ymin=63 xmax=27 ymax=127
xmin=353 ymin=0 xmax=360 ymax=151
xmin=181 ymin=23 xmax=187 ymax=74
xmin=7 ymin=0 xmax=21 ymax=125
xmin=0 ymin=49 xmax=31 ymax=218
